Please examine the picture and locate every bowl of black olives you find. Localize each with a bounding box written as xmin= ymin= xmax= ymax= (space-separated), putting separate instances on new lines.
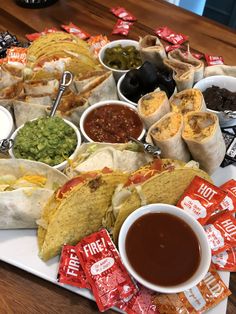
xmin=117 ymin=61 xmax=176 ymax=105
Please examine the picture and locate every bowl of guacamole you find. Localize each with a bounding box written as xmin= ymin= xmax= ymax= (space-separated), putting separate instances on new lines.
xmin=9 ymin=117 xmax=81 ymax=171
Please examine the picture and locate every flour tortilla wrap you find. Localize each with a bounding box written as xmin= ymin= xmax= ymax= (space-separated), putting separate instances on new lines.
xmin=65 ymin=142 xmax=153 ymax=178
xmin=146 ymin=112 xmax=190 ymax=162
xmin=164 ymin=58 xmax=194 ymax=91
xmin=23 ymin=79 xmax=59 ymax=96
xmin=37 ymin=171 xmax=128 ymax=261
xmin=168 ymin=49 xmax=204 ymax=82
xmin=0 ymin=159 xmax=67 ymax=229
xmin=137 ymin=91 xmax=170 ymax=128
xmin=106 ymin=161 xmax=211 ymax=243
xmin=169 ymin=88 xmax=206 ymax=115
xmin=204 ymin=65 xmax=236 ymax=78
xmin=182 ymin=112 xmax=226 ymax=174
xmin=139 ymin=35 xmax=166 ymax=68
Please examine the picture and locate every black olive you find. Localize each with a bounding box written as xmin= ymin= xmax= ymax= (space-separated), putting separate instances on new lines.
xmin=120 ymin=69 xmax=143 ymax=103
xmin=139 ymin=61 xmax=159 ymax=94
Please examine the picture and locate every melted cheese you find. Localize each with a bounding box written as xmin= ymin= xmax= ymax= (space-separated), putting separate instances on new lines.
xmin=140 ymin=91 xmax=166 ymax=116
xmin=183 ymin=113 xmax=215 ymax=140
xmin=151 ymin=113 xmax=182 ymax=140
xmin=171 ymin=89 xmax=202 ymax=114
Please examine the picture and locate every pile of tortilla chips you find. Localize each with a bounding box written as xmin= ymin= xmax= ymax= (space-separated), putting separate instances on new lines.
xmin=37 ymin=159 xmax=211 ymax=261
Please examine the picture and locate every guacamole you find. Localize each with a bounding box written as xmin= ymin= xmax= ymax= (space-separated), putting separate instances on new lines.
xmin=14 ymin=117 xmax=77 ymax=166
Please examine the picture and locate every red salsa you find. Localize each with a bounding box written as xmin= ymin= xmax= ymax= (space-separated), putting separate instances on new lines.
xmin=83 ymin=104 xmax=143 ymax=143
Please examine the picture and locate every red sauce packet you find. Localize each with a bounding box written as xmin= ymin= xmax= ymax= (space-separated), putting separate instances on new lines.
xmin=219 ymin=179 xmax=236 ymax=213
xmin=204 ymin=212 xmax=236 ymax=255
xmin=110 ymin=7 xmax=137 ymax=21
xmin=177 ymin=176 xmax=226 ymax=225
xmin=5 ymin=47 xmax=27 ymax=65
xmin=76 ymin=229 xmax=137 ymax=312
xmin=25 ymin=27 xmax=59 ymax=41
xmin=182 ymin=51 xmax=204 ymax=60
xmin=165 ymin=44 xmax=182 ymax=52
xmin=155 ymin=26 xmax=188 ymax=45
xmin=153 ymin=266 xmax=231 ymax=314
xmin=205 ymin=54 xmax=224 ymax=66
xmin=121 ymin=285 xmax=159 ymax=314
xmin=87 ymin=35 xmax=110 ymax=57
xmin=61 ymin=22 xmax=90 ymax=40
xmin=212 ymin=246 xmax=236 ymax=271
xmin=112 ymin=19 xmax=133 ymax=36
xmin=57 ymin=245 xmax=89 ymax=289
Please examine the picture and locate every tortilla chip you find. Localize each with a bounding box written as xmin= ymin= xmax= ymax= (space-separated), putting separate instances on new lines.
xmin=38 ymin=172 xmax=127 ymax=261
xmin=112 ymin=168 xmax=212 ymax=243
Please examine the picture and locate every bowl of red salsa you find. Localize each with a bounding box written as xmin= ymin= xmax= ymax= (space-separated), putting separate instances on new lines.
xmin=80 ymin=100 xmax=145 ymax=143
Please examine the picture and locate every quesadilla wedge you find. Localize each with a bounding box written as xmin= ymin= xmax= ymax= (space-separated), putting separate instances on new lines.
xmin=102 ymin=159 xmax=211 ymax=243
xmin=0 ymin=159 xmax=67 ymax=229
xmin=37 ymin=169 xmax=128 ymax=261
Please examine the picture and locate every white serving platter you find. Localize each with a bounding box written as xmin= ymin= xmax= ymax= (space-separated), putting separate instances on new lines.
xmin=0 ymin=165 xmax=234 ymax=314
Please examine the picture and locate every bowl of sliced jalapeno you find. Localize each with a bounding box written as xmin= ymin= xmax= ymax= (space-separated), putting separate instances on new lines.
xmin=99 ymin=39 xmax=142 ymax=80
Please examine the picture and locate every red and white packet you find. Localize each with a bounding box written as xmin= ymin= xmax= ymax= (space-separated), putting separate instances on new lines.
xmin=112 ymin=19 xmax=133 ymax=36
xmin=57 ymin=245 xmax=89 ymax=289
xmin=4 ymin=47 xmax=27 ymax=66
xmin=110 ymin=7 xmax=137 ymax=21
xmin=177 ymin=176 xmax=226 ymax=225
xmin=205 ymin=54 xmax=224 ymax=66
xmin=204 ymin=212 xmax=236 ymax=255
xmin=219 ymin=179 xmax=236 ymax=213
xmin=155 ymin=26 xmax=188 ymax=45
xmin=61 ymin=22 xmax=90 ymax=40
xmin=212 ymin=246 xmax=236 ymax=271
xmin=87 ymin=35 xmax=110 ymax=57
xmin=76 ymin=229 xmax=137 ymax=312
xmin=25 ymin=27 xmax=59 ymax=41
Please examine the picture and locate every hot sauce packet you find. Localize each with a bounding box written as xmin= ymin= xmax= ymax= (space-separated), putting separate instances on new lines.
xmin=155 ymin=26 xmax=188 ymax=45
xmin=153 ymin=267 xmax=231 ymax=314
xmin=204 ymin=212 xmax=236 ymax=255
xmin=26 ymin=27 xmax=59 ymax=41
xmin=76 ymin=229 xmax=137 ymax=312
xmin=110 ymin=7 xmax=137 ymax=21
xmin=212 ymin=246 xmax=236 ymax=271
xmin=219 ymin=180 xmax=236 ymax=213
xmin=205 ymin=54 xmax=224 ymax=66
xmin=87 ymin=35 xmax=110 ymax=57
xmin=112 ymin=19 xmax=133 ymax=36
xmin=4 ymin=47 xmax=27 ymax=66
xmin=57 ymin=245 xmax=89 ymax=289
xmin=177 ymin=176 xmax=226 ymax=225
xmin=165 ymin=44 xmax=182 ymax=52
xmin=61 ymin=22 xmax=90 ymax=40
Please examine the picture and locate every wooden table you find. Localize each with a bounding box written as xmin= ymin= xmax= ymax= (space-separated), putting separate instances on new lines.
xmin=0 ymin=0 xmax=235 ymax=313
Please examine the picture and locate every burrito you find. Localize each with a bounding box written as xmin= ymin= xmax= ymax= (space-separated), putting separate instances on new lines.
xmin=0 ymin=159 xmax=67 ymax=229
xmin=146 ymin=112 xmax=190 ymax=162
xmin=37 ymin=170 xmax=128 ymax=261
xmin=65 ymin=142 xmax=153 ymax=178
xmin=182 ymin=111 xmax=226 ymax=174
xmin=170 ymin=88 xmax=206 ymax=115
xmin=23 ymin=79 xmax=59 ymax=96
xmin=164 ymin=58 xmax=194 ymax=91
xmin=204 ymin=65 xmax=236 ymax=78
xmin=137 ymin=91 xmax=170 ymax=128
xmin=101 ymin=159 xmax=211 ymax=243
xmin=139 ymin=35 xmax=166 ymax=68
xmin=168 ymin=49 xmax=204 ymax=82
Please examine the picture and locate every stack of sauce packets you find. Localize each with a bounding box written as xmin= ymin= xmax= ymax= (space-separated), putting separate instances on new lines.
xmin=110 ymin=7 xmax=137 ymax=36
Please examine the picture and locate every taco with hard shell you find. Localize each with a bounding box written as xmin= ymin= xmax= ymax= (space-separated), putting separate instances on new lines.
xmin=37 ymin=168 xmax=128 ymax=261
xmin=102 ymin=158 xmax=212 ymax=243
xmin=0 ymin=159 xmax=67 ymax=229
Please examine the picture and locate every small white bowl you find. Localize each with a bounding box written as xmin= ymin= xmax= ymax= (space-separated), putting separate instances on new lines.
xmin=9 ymin=118 xmax=81 ymax=171
xmin=119 ymin=203 xmax=211 ymax=294
xmin=80 ymin=100 xmax=145 ymax=143
xmin=194 ymin=75 xmax=236 ymax=126
xmin=98 ymin=39 xmax=140 ymax=81
xmin=0 ymin=106 xmax=14 ymax=139
xmin=117 ymin=74 xmax=137 ymax=106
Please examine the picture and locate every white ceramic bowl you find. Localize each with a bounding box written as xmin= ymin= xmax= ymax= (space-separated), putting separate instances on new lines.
xmin=80 ymin=100 xmax=145 ymax=143
xmin=9 ymin=118 xmax=81 ymax=171
xmin=119 ymin=203 xmax=211 ymax=294
xmin=0 ymin=106 xmax=14 ymax=139
xmin=98 ymin=39 xmax=140 ymax=81
xmin=194 ymin=75 xmax=236 ymax=126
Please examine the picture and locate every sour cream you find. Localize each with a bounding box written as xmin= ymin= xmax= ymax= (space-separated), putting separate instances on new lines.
xmin=0 ymin=106 xmax=13 ymax=139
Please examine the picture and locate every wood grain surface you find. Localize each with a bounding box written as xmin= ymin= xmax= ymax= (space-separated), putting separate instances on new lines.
xmin=0 ymin=0 xmax=235 ymax=313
